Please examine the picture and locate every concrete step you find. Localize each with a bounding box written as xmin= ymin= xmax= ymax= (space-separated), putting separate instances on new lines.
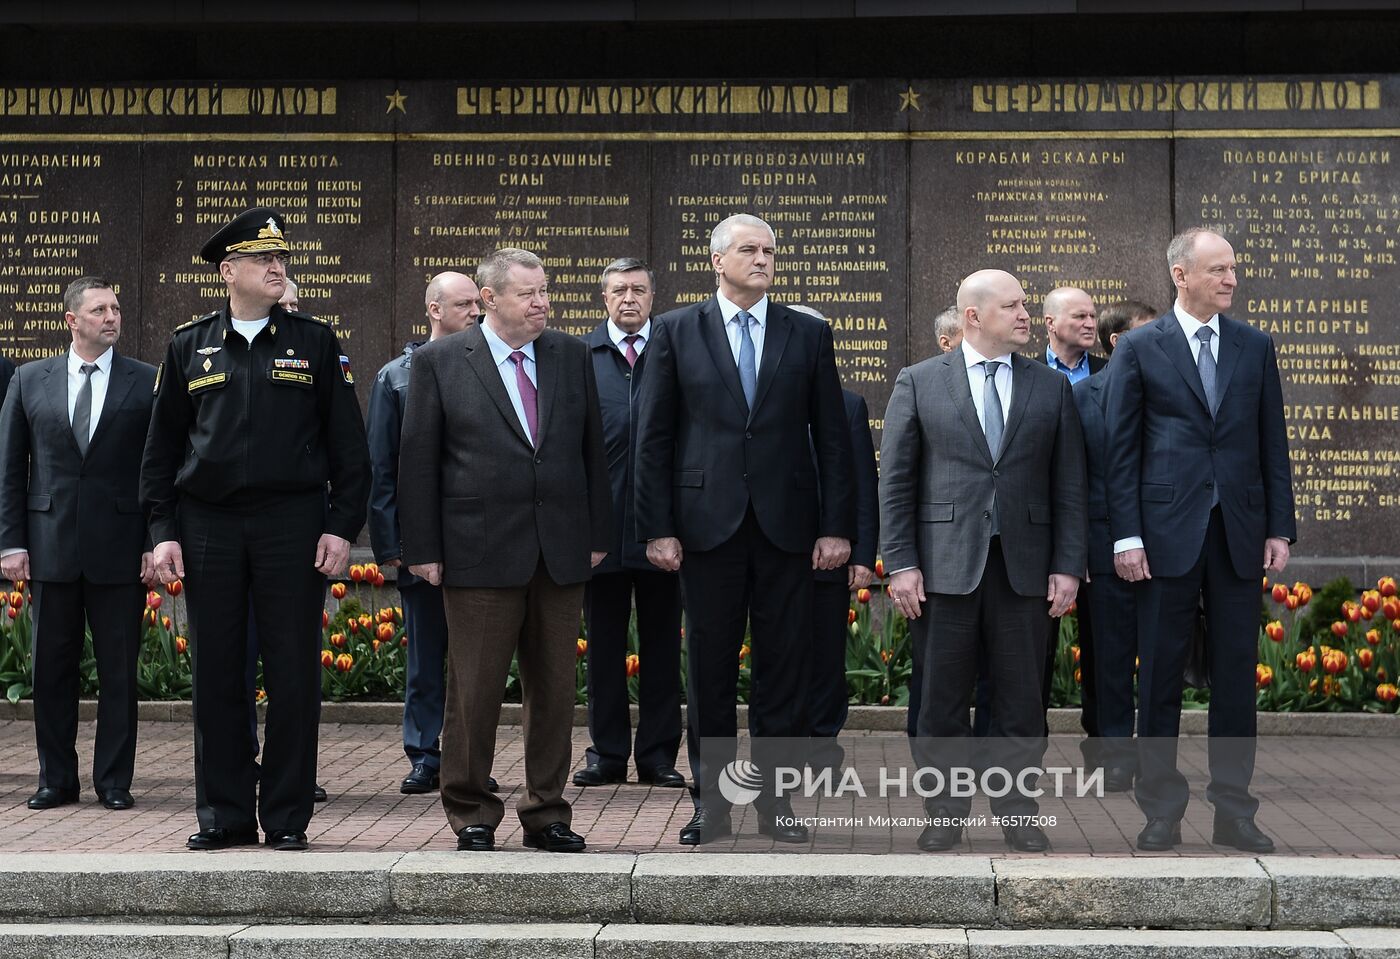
xmin=1 ymin=922 xmax=1397 ymax=958
xmin=1 ymin=853 xmax=1398 ymax=931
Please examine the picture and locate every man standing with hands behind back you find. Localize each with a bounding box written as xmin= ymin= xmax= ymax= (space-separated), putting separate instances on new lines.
xmin=634 ymin=213 xmax=854 ymax=846
xmin=399 ymin=248 xmax=612 ymax=854
xmin=1106 ymin=228 xmax=1294 ymax=853
xmin=0 ymin=277 xmax=156 ymax=812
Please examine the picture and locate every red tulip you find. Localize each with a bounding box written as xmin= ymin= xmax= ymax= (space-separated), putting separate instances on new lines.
xmin=321 ymin=650 xmax=334 ymax=668
xmin=1331 ymin=621 xmax=1349 ymax=638
xmin=330 ymin=582 xmax=347 ymax=600
xmin=166 ymin=579 xmax=183 ymax=596
xmin=856 ymin=588 xmax=871 ymax=604
xmin=349 ymin=565 xmax=364 ymax=583
xmin=1379 ymin=576 xmax=1397 ymax=598
xmin=847 ymin=608 xmax=857 ymax=625
xmin=1376 ymin=683 xmax=1398 ymax=703
xmin=1271 ymin=583 xmax=1289 ymax=603
xmin=1357 ymin=647 xmax=1374 ymax=669
xmin=1265 ymin=621 xmax=1285 ymax=643
xmin=146 ymin=591 xmax=162 ymax=610
xmin=175 ymin=636 xmax=188 ymax=655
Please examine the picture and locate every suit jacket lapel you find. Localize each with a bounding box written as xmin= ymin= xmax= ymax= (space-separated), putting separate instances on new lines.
xmin=997 ymin=354 xmax=1035 ymax=464
xmin=1213 ymin=314 xmax=1246 ymax=416
xmin=41 ymin=356 xmax=82 ymax=458
xmin=533 ymin=334 xmax=558 ymax=449
xmin=749 ymin=304 xmax=791 ymax=423
xmin=463 ymin=325 xmax=532 ymax=449
xmin=89 ymin=354 xmax=134 ymax=453
xmin=944 ymin=346 xmax=994 ymax=468
xmin=699 ymin=298 xmax=749 ymax=418
xmin=1154 ymin=318 xmax=1211 ymax=416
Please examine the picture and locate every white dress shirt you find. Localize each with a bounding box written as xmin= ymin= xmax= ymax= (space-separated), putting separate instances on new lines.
xmin=1112 ymin=299 xmax=1220 ymax=555
xmin=607 ymin=317 xmax=651 ymax=355
xmin=68 ymin=345 xmax=114 ymax=440
xmin=480 ymin=320 xmax=538 ymax=446
xmin=961 ymin=340 xmax=1014 ymax=431
xmin=716 ymin=291 xmax=768 ymax=373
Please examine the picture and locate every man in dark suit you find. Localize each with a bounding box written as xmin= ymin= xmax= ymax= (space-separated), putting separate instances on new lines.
xmin=1071 ymin=299 xmax=1157 ymax=793
xmin=0 ymin=355 xmax=15 ymax=401
xmin=1106 ymin=228 xmax=1295 ymax=853
xmin=634 ymin=213 xmax=854 ymax=845
xmin=574 ymin=258 xmax=684 ymax=790
xmin=368 ymin=271 xmax=498 ymax=796
xmin=880 ymin=268 xmax=1087 ymax=853
xmin=789 ymin=305 xmax=877 ymax=765
xmin=0 ymin=277 xmax=156 ymax=811
xmin=399 ymin=247 xmax=612 ymax=854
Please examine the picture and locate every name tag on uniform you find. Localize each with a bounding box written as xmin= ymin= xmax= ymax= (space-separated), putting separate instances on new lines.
xmin=187 ymin=372 xmax=229 ymax=393
xmin=270 ymin=369 xmax=314 ymax=387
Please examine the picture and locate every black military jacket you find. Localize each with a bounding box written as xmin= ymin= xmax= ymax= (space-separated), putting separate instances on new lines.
xmin=141 ymin=302 xmax=369 ymax=545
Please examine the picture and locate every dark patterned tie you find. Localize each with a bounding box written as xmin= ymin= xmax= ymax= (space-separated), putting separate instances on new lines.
xmin=508 ymin=351 xmax=538 ymax=445
xmin=73 ymin=362 xmax=97 ymax=456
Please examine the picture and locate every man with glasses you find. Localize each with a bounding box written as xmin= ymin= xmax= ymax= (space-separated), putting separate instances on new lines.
xmin=142 ymin=207 xmax=369 ymax=852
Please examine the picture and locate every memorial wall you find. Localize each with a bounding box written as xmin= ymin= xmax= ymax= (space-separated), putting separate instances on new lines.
xmin=1 ymin=76 xmax=1396 ymax=565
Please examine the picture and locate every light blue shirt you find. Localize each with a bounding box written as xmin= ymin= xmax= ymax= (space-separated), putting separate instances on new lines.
xmin=716 ymin=291 xmax=768 ymax=373
xmin=1045 ymin=344 xmax=1092 ymax=384
xmin=480 ymin=321 xmax=538 ymax=445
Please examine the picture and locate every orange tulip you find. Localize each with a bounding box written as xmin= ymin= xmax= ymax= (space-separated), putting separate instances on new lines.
xmin=0 ymin=594 xmax=7 ymax=608
xmin=874 ymin=558 xmax=885 ymax=578
xmin=335 ymin=653 xmax=353 ymax=672
xmin=1261 ymin=576 xmax=1270 ymax=593
xmin=358 ymin=613 xmax=372 ymax=628
xmin=1362 ymin=590 xmax=1382 ymax=612
xmin=576 ymin=638 xmax=587 ymax=658
xmin=166 ymin=579 xmax=183 ymax=596
xmin=1285 ymin=594 xmax=1300 ymax=611
xmin=847 ymin=607 xmax=857 ymax=625
xmin=1365 ymin=629 xmax=1381 ymax=647
xmin=1265 ymin=621 xmax=1285 ymax=643
xmin=1376 ymin=683 xmax=1398 ymax=703
xmin=347 ymin=619 xmax=359 ymax=634
xmin=161 ymin=615 xmax=172 ymax=631
xmin=1343 ymin=602 xmax=1362 ymax=623
xmin=364 ymin=563 xmax=380 ymax=579
xmin=740 ymin=644 xmax=751 ymax=661
xmin=1383 ymin=598 xmax=1400 ymax=621
xmin=1331 ymin=621 xmax=1349 ymax=638
xmin=372 ymin=639 xmax=381 ymax=653
xmin=349 ymin=564 xmax=364 ymax=582
xmin=856 ymin=588 xmax=871 ymax=605
xmin=1074 ymin=667 xmax=1082 ymax=684
xmin=330 ymin=582 xmax=347 ymax=600
xmin=330 ymin=632 xmax=346 ymax=648
xmin=143 ymin=608 xmax=157 ymax=626
xmin=1293 ymin=582 xmax=1313 ymax=605
xmin=175 ymin=635 xmax=188 ymax=654
xmin=1357 ymin=647 xmax=1374 ymax=669
xmin=1379 ymin=576 xmax=1397 ymax=598
xmin=373 ymin=572 xmax=386 ymax=587
xmin=322 ymin=609 xmax=330 ymax=629
xmin=321 ymin=650 xmax=334 ymax=668
xmin=255 ymin=688 xmax=267 ymax=704
xmin=1296 ymin=650 xmax=1317 ymax=673
xmin=378 ymin=607 xmax=396 ymax=624
xmin=1362 ymin=607 xmax=1375 ymax=621
xmin=146 ymin=591 xmax=162 ymax=610
xmin=1271 ymin=583 xmax=1289 ymax=603
xmin=1256 ymin=664 xmax=1273 ymax=688
xmin=626 ymin=653 xmax=640 ymax=678
xmin=376 ymin=622 xmax=394 ymax=642
xmin=11 ymin=580 xmax=24 ymax=593
xmin=1322 ymin=649 xmax=1348 ymax=675
xmin=1071 ymin=645 xmax=1081 ymax=663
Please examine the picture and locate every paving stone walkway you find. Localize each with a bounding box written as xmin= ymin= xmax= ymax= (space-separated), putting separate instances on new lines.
xmin=1 ymin=719 xmax=1396 ymax=857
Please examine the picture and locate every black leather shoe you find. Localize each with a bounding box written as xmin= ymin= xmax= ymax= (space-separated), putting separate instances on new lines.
xmin=400 ymin=763 xmax=440 ymax=794
xmin=917 ymin=808 xmax=964 ymax=852
xmin=1136 ymin=817 xmax=1183 ymax=851
xmin=99 ymin=788 xmax=134 ymax=810
xmin=1103 ymin=766 xmax=1135 ymax=793
xmin=456 ymin=824 xmax=495 ymax=851
xmin=488 ymin=776 xmax=499 ymax=792
xmin=1213 ymin=817 xmax=1275 ymax=854
xmin=523 ymin=821 xmax=586 ymax=853
xmin=678 ymin=807 xmax=732 ymax=845
xmin=186 ymin=827 xmax=259 ymax=850
xmin=27 ymin=786 xmax=78 ymax=810
xmin=313 ymin=784 xmax=328 ymax=803
xmin=638 ymin=766 xmax=686 ymax=788
xmin=756 ymin=800 xmax=808 ymax=844
xmin=572 ymin=763 xmax=627 ymax=786
xmin=265 ymin=830 xmax=309 ymax=851
xmin=1003 ymin=823 xmax=1050 ymax=852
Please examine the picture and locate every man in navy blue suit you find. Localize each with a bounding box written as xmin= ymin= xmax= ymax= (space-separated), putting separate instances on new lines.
xmin=1071 ymin=299 xmax=1156 ymax=793
xmin=1106 ymin=228 xmax=1295 ymax=853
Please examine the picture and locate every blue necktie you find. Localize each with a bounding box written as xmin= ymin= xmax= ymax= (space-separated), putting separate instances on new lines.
xmin=737 ymin=311 xmax=757 ymax=409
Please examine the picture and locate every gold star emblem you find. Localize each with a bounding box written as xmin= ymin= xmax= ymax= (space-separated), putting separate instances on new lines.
xmin=385 ymin=89 xmax=408 ymax=114
xmin=898 ymin=86 xmax=922 ymax=112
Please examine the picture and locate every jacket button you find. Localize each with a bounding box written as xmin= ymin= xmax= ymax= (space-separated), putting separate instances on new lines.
xmin=984 ymin=510 xmax=991 ymax=519
xmin=745 ymin=432 xmax=753 ymax=440
xmin=535 ymin=457 xmax=542 ymax=464
xmin=992 ymin=469 xmax=1000 ymax=477
xmin=1204 ymin=481 xmax=1214 ymax=489
xmin=624 ymin=372 xmax=631 ymax=379
xmin=536 ymin=499 xmax=544 ymax=506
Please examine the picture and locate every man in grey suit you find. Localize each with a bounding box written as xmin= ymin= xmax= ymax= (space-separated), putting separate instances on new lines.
xmin=0 ymin=277 xmax=157 ymax=811
xmin=880 ymin=269 xmax=1087 ymax=853
xmin=399 ymin=247 xmax=613 ymax=854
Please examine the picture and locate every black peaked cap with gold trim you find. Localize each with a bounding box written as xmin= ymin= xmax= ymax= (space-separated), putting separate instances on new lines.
xmin=199 ymin=207 xmax=291 ymax=264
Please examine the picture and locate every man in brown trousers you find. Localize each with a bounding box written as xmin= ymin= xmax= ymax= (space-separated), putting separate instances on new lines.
xmin=399 ymin=247 xmax=612 ymax=853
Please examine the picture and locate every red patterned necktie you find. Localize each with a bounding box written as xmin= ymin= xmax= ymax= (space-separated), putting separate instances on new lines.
xmin=622 ymin=333 xmax=639 ymax=368
xmin=508 ymin=350 xmax=538 ymax=444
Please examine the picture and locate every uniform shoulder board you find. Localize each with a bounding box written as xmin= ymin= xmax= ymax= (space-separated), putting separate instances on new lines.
xmin=173 ymin=311 xmax=220 ymax=333
xmin=286 ymin=309 xmax=330 ymax=326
